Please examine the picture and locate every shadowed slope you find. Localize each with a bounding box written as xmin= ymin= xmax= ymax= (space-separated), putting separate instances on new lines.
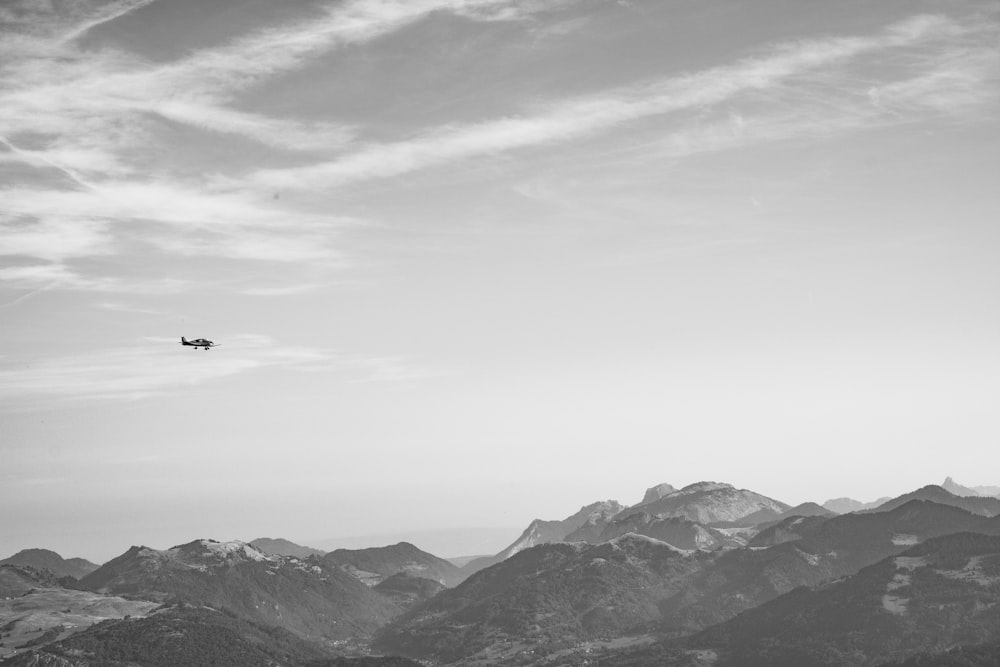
xmin=377 ymin=534 xmax=709 ymax=663
xmin=0 ymin=549 xmax=98 ymax=580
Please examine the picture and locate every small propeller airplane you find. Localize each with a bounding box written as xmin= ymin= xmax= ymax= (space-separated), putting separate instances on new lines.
xmin=180 ymin=336 xmax=219 ymax=350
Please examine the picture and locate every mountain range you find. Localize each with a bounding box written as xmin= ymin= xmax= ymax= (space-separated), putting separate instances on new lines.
xmin=459 ymin=500 xmax=624 ymax=575
xmin=4 ymin=477 xmax=1000 ymax=666
xmin=455 ymin=482 xmax=790 ymax=578
xmin=822 ymin=496 xmax=892 ymax=514
xmin=78 ymin=539 xmax=402 ymax=641
xmin=941 ymin=476 xmax=1000 ymax=498
xmin=861 ymin=484 xmax=1000 ymax=516
xmin=375 ymin=534 xmax=710 ymax=664
xmin=682 ymin=531 xmax=1000 ymax=666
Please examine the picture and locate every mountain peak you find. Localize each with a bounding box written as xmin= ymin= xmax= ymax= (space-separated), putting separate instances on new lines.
xmin=628 ymin=481 xmax=789 ymax=524
xmin=941 ymin=477 xmax=982 ymax=497
xmin=250 ymin=537 xmax=324 ymax=558
xmin=127 ymin=539 xmax=281 ymax=570
xmin=677 ymin=481 xmax=735 ymax=494
xmin=198 ymin=539 xmax=272 ymax=562
xmin=866 ymin=485 xmax=1000 ymax=517
xmin=641 ymin=483 xmax=677 ymax=504
xmin=322 ymin=541 xmax=463 ymax=587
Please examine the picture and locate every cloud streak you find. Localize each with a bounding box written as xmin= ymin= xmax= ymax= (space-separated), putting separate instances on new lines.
xmin=1 ymin=3 xmax=996 ymax=295
xmin=653 ymin=43 xmax=1000 ymax=161
xmin=0 ymin=334 xmax=421 ymax=408
xmin=0 ymin=0 xmax=562 ymax=290
xmin=60 ymin=0 xmax=160 ymax=42
xmin=246 ymin=14 xmax=998 ymax=189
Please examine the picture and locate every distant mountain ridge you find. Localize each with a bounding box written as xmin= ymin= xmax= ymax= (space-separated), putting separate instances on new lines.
xmin=79 ymin=539 xmax=402 ymax=640
xmin=941 ymin=476 xmax=1000 ymax=498
xmin=941 ymin=476 xmax=983 ymax=497
xmin=249 ymin=537 xmax=325 ymax=559
xmin=629 ymin=481 xmax=790 ymax=524
xmin=459 ymin=481 xmax=793 ymax=576
xmin=461 ymin=499 xmax=624 ymax=574
xmin=823 ymin=496 xmax=892 ymax=513
xmin=322 ymin=542 xmax=464 ymax=588
xmin=865 ymin=485 xmax=1000 ymax=516
xmin=777 ymin=502 xmax=836 ymax=519
xmin=0 ymin=548 xmax=98 ymax=580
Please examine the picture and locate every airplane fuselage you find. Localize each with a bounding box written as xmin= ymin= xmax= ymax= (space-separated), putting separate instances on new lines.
xmin=181 ymin=337 xmax=216 ymax=350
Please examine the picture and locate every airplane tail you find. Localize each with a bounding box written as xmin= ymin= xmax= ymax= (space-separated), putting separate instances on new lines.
xmin=181 ymin=336 xmax=187 ymax=343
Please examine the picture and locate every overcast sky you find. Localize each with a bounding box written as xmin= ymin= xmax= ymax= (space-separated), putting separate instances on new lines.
xmin=2 ymin=0 xmax=999 ymax=562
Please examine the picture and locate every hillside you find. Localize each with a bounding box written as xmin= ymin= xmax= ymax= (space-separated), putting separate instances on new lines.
xmin=879 ymin=640 xmax=1000 ymax=666
xmin=1 ymin=604 xmax=332 ymax=667
xmin=748 ymin=515 xmax=830 ymax=548
xmin=0 ymin=565 xmax=69 ymax=598
xmin=0 ymin=574 xmax=158 ymax=663
xmin=372 ymin=573 xmax=445 ymax=610
xmin=684 ymin=532 xmax=1000 ymax=666
xmin=0 ymin=550 xmax=98 ymax=580
xmin=592 ymin=512 xmax=738 ymax=550
xmin=461 ymin=500 xmax=624 ymax=574
xmin=377 ymin=534 xmax=710 ymax=663
xmin=323 ymin=542 xmax=463 ymax=588
xmin=79 ymin=540 xmax=401 ymax=640
xmin=656 ymin=500 xmax=989 ymax=633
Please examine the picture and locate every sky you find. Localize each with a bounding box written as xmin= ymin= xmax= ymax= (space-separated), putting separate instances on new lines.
xmin=1 ymin=0 xmax=999 ymax=563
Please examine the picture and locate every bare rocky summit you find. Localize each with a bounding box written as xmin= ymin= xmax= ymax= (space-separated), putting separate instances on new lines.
xmin=630 ymin=482 xmax=790 ymax=524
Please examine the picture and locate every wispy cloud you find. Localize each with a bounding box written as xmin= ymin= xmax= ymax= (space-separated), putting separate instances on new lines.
xmin=60 ymin=0 xmax=160 ymax=42
xmin=0 ymin=281 xmax=56 ymax=311
xmin=653 ymin=44 xmax=999 ymax=161
xmin=0 ymin=333 xmax=423 ymax=408
xmin=2 ymin=0 xmax=546 ymax=158
xmin=0 ymin=263 xmax=188 ymax=293
xmin=1 ymin=3 xmax=996 ymax=295
xmin=245 ymin=14 xmax=998 ymax=189
xmin=95 ymin=301 xmax=167 ymax=316
xmin=0 ymin=0 xmax=561 ymax=290
xmin=242 ymin=284 xmax=323 ymax=296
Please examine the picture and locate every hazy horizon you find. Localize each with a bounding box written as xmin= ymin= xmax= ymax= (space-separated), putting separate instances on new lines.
xmin=0 ymin=476 xmax=987 ymax=564
xmin=3 ymin=0 xmax=999 ymax=565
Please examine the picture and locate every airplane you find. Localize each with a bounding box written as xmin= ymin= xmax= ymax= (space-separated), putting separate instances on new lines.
xmin=180 ymin=336 xmax=219 ymax=350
